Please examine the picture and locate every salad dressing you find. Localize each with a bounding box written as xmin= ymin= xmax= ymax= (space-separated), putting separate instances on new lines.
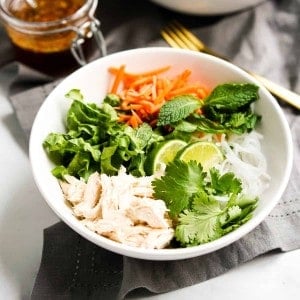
xmin=8 ymin=0 xmax=86 ymax=22
xmin=5 ymin=0 xmax=86 ymax=53
xmin=0 ymin=0 xmax=99 ymax=76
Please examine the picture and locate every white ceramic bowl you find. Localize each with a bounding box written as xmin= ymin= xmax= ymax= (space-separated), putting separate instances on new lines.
xmin=150 ymin=0 xmax=266 ymax=15
xmin=29 ymin=47 xmax=293 ymax=260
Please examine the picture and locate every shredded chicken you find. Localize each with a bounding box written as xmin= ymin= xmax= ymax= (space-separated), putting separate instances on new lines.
xmin=60 ymin=175 xmax=86 ymax=204
xmin=72 ymin=172 xmax=102 ymax=219
xmin=60 ymin=167 xmax=174 ymax=249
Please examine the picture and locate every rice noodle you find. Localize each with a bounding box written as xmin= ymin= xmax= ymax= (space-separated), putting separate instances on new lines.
xmin=216 ymin=131 xmax=271 ymax=197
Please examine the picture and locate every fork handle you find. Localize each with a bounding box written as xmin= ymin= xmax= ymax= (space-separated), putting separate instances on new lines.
xmin=203 ymin=48 xmax=300 ymax=110
xmin=248 ymin=72 xmax=300 ymax=110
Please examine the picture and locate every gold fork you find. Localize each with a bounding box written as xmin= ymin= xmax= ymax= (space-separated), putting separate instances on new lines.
xmin=161 ymin=21 xmax=300 ymax=110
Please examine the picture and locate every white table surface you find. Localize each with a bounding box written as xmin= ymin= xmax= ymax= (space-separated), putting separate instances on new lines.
xmin=0 ymin=64 xmax=300 ymax=300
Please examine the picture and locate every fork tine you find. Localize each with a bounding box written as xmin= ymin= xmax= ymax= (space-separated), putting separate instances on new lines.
xmin=162 ymin=21 xmax=220 ymax=56
xmin=166 ymin=23 xmax=199 ymax=51
xmin=171 ymin=21 xmax=205 ymax=51
xmin=161 ymin=28 xmax=189 ymax=50
xmin=171 ymin=21 xmax=229 ymax=60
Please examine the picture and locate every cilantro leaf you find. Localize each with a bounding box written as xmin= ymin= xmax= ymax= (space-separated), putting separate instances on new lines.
xmin=175 ymin=194 xmax=257 ymax=247
xmin=175 ymin=193 xmax=222 ymax=245
xmin=209 ymin=168 xmax=242 ymax=195
xmin=152 ymin=160 xmax=206 ymax=217
xmin=152 ymin=160 xmax=258 ymax=247
xmin=220 ymin=201 xmax=257 ymax=234
xmin=175 ymin=209 xmax=220 ymax=245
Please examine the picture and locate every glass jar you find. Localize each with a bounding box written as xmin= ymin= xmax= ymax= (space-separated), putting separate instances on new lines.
xmin=0 ymin=0 xmax=106 ymax=68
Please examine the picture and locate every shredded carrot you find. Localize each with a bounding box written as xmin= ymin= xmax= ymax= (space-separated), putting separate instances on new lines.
xmin=214 ymin=133 xmax=223 ymax=142
xmin=107 ymin=65 xmax=209 ymax=127
xmin=127 ymin=110 xmax=143 ymax=128
xmin=118 ymin=114 xmax=131 ymax=122
xmin=110 ymin=64 xmax=125 ymax=94
xmin=130 ymin=76 xmax=154 ymax=88
xmin=167 ymin=84 xmax=206 ymax=98
xmin=109 ymin=65 xmax=171 ymax=79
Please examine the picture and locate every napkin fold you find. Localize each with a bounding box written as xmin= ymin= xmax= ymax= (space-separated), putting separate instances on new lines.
xmin=5 ymin=0 xmax=300 ymax=299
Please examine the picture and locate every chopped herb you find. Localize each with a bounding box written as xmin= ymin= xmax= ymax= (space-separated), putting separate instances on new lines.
xmin=153 ymin=160 xmax=257 ymax=246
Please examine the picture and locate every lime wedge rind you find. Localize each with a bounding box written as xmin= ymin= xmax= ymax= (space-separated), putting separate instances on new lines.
xmin=145 ymin=139 xmax=187 ymax=175
xmin=176 ymin=141 xmax=224 ymax=171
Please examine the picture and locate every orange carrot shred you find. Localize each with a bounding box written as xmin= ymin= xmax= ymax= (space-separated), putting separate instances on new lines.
xmin=110 ymin=64 xmax=125 ymax=94
xmin=108 ymin=64 xmax=208 ymax=128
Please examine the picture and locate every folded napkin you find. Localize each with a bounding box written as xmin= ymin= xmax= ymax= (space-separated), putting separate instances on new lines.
xmin=6 ymin=0 xmax=300 ymax=299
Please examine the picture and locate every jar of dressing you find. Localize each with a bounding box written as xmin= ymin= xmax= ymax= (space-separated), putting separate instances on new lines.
xmin=0 ymin=0 xmax=106 ymax=73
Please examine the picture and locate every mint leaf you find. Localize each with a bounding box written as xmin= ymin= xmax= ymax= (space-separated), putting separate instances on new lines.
xmin=185 ymin=114 xmax=227 ymax=133
xmin=203 ymin=83 xmax=259 ymax=112
xmin=157 ymin=95 xmax=202 ymax=126
xmin=199 ymin=83 xmax=261 ymax=134
xmin=157 ymin=83 xmax=260 ymax=135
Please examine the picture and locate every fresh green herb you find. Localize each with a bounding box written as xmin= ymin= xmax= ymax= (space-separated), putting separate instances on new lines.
xmin=152 ymin=160 xmax=257 ymax=246
xmin=203 ymin=83 xmax=259 ymax=112
xmin=157 ymin=95 xmax=202 ymax=126
xmin=175 ymin=193 xmax=257 ymax=246
xmin=153 ymin=160 xmax=206 ymax=217
xmin=208 ymin=168 xmax=242 ymax=195
xmin=157 ymin=83 xmax=261 ymax=135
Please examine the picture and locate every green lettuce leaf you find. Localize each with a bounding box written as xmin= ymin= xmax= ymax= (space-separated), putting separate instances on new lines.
xmin=44 ymin=90 xmax=163 ymax=179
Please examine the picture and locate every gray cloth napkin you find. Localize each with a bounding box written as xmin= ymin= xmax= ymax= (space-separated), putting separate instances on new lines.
xmin=6 ymin=0 xmax=300 ymax=299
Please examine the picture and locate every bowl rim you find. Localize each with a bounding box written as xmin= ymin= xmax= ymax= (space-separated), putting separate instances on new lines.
xmin=149 ymin=0 xmax=267 ymax=16
xmin=29 ymin=47 xmax=293 ymax=260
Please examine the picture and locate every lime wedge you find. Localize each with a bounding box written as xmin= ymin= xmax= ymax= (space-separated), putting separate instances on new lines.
xmin=176 ymin=141 xmax=223 ymax=171
xmin=145 ymin=139 xmax=187 ymax=175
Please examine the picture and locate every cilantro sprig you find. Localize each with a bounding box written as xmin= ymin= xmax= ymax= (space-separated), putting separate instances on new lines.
xmin=152 ymin=160 xmax=257 ymax=247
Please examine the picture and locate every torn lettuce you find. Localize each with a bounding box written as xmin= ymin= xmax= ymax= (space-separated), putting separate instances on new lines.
xmin=43 ymin=89 xmax=162 ymax=180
